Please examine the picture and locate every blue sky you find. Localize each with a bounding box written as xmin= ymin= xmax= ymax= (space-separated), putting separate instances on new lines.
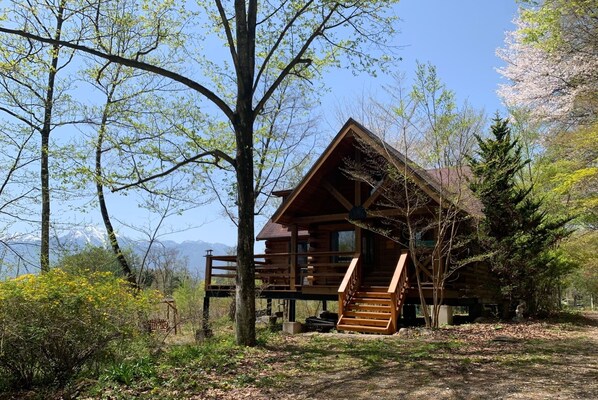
xmin=51 ymin=1 xmax=520 ymax=249
xmin=320 ymin=0 xmax=519 ymax=116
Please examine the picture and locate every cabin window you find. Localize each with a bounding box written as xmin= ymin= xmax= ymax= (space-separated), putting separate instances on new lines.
xmin=297 ymin=241 xmax=308 ymax=265
xmin=331 ymin=230 xmax=354 ymax=262
xmin=288 ymin=241 xmax=308 ymax=265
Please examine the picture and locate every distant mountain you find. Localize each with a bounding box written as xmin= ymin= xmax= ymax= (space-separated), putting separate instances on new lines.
xmin=0 ymin=228 xmax=232 ymax=278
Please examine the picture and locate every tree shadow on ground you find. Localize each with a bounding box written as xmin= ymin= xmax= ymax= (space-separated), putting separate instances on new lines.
xmin=265 ymin=325 xmax=598 ymax=400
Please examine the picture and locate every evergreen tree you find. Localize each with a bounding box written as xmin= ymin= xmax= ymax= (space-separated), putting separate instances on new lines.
xmin=468 ymin=117 xmax=570 ymax=315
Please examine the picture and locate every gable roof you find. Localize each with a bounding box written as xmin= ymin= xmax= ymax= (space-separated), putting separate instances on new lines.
xmin=270 ymin=118 xmax=482 ymax=227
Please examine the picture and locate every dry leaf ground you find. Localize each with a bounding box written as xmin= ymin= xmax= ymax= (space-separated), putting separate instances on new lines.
xmin=252 ymin=314 xmax=598 ymax=400
xmin=4 ymin=312 xmax=597 ymax=400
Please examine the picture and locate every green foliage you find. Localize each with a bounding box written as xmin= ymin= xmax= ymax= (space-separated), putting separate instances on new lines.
xmin=518 ymin=0 xmax=597 ymax=52
xmin=468 ymin=117 xmax=571 ymax=314
xmin=469 ymin=118 xmax=531 ymax=241
xmin=530 ymin=124 xmax=596 ymax=305
xmin=59 ymin=245 xmax=130 ymax=277
xmin=172 ymin=276 xmax=205 ymax=332
xmin=535 ymin=124 xmax=598 ymax=229
xmin=0 ymin=269 xmax=158 ymax=389
xmin=562 ymin=231 xmax=598 ymax=298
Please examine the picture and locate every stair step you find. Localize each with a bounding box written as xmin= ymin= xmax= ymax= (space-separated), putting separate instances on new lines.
xmin=360 ymin=286 xmax=388 ymax=292
xmin=355 ymin=291 xmax=391 ymax=298
xmin=336 ymin=324 xmax=390 ymax=334
xmin=344 ymin=310 xmax=392 ymax=319
xmin=352 ymin=297 xmax=391 ymax=305
xmin=363 ymin=280 xmax=392 ymax=285
xmin=347 ymin=304 xmax=391 ymax=312
xmin=339 ymin=317 xmax=389 ymax=327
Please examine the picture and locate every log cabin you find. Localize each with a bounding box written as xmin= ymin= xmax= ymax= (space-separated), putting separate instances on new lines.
xmin=203 ymin=119 xmax=501 ymax=334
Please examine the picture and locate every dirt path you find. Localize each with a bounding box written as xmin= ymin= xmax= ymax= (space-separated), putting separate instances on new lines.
xmin=250 ymin=314 xmax=598 ymax=400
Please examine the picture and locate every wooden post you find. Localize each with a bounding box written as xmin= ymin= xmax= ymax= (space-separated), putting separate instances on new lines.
xmin=289 ymin=300 xmax=296 ymax=322
xmin=355 ymin=226 xmax=362 ymax=253
xmin=290 ymin=224 xmax=298 ymax=290
xmin=204 ymin=252 xmax=213 ymax=291
xmin=173 ymin=303 xmax=179 ymax=335
xmin=266 ymin=298 xmax=272 ymax=315
xmin=354 ymin=150 xmax=362 ymax=255
xmin=202 ymin=296 xmax=211 ymax=337
xmin=322 ymin=300 xmax=327 ymax=312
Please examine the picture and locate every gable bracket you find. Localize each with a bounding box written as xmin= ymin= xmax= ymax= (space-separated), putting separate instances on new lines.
xmin=322 ymin=181 xmax=353 ymax=211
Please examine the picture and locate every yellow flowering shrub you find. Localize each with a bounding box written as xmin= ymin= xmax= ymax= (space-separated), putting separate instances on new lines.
xmin=0 ymin=269 xmax=159 ymax=389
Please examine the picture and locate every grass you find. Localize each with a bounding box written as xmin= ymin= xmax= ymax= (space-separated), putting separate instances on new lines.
xmin=4 ymin=312 xmax=597 ymax=399
xmin=82 ymin=327 xmax=443 ymax=398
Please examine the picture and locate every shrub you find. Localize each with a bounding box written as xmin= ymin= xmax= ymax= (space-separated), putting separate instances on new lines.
xmin=172 ymin=277 xmax=205 ymax=332
xmin=0 ymin=269 xmax=157 ymax=389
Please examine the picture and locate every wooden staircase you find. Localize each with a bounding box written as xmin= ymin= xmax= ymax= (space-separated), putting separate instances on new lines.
xmin=337 ymin=286 xmax=393 ymax=333
xmin=337 ymin=252 xmax=409 ymax=334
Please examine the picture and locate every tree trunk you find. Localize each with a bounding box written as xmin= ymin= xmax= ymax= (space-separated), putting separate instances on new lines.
xmin=232 ymin=0 xmax=258 ymax=347
xmin=40 ymin=129 xmax=50 ymax=272
xmin=234 ymin=121 xmax=256 ymax=346
xmin=40 ymin=1 xmax=66 ymax=272
xmin=95 ymin=94 xmax=137 ymax=285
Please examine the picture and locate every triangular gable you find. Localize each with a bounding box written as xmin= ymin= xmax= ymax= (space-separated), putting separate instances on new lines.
xmin=271 ymin=118 xmax=459 ymax=225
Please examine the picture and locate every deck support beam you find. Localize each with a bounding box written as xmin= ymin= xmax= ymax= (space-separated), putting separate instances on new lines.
xmin=266 ymin=298 xmax=272 ymax=315
xmin=201 ymin=296 xmax=211 ymax=338
xmin=288 ymin=299 xmax=296 ymax=322
xmin=290 ymin=224 xmax=298 ymax=290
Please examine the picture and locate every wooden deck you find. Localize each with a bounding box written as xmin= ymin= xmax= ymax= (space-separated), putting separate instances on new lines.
xmin=205 ymin=251 xmax=476 ymax=306
xmin=205 ymin=251 xmax=354 ymax=296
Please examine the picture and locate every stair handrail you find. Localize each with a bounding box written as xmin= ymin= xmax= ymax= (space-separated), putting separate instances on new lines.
xmin=338 ymin=253 xmax=362 ymax=321
xmin=387 ymin=251 xmax=409 ymax=333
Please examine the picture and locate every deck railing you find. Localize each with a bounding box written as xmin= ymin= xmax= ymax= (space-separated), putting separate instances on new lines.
xmin=388 ymin=251 xmax=409 ymax=332
xmin=337 ymin=253 xmax=362 ymax=321
xmin=205 ymin=251 xmax=355 ymax=292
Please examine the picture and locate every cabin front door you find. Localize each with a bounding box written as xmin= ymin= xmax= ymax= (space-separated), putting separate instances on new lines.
xmin=361 ymin=230 xmax=402 ymax=273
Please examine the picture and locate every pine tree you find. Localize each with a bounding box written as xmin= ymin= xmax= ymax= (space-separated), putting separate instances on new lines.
xmin=468 ymin=117 xmax=570 ymax=315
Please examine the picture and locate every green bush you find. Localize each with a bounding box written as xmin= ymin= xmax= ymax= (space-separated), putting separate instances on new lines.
xmin=172 ymin=277 xmax=205 ymax=332
xmin=0 ymin=269 xmax=157 ymax=389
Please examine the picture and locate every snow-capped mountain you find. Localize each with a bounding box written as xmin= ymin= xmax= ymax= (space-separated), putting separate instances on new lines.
xmin=0 ymin=228 xmax=232 ymax=278
xmin=58 ymin=226 xmax=109 ymax=247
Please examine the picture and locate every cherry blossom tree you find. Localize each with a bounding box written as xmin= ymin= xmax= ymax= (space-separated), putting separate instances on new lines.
xmin=497 ymin=2 xmax=598 ymax=128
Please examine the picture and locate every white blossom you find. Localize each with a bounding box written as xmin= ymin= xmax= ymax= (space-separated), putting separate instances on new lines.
xmin=497 ymin=16 xmax=598 ymax=128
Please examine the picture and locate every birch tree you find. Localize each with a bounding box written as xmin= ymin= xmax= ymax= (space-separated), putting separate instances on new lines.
xmin=72 ymin=0 xmax=190 ymax=284
xmin=0 ymin=0 xmax=88 ymax=271
xmin=343 ymin=63 xmax=485 ymax=328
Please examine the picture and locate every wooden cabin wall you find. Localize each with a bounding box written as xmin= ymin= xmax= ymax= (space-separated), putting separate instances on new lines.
xmin=427 ymin=255 xmax=500 ymax=304
xmin=371 ymin=235 xmax=403 ymax=268
xmin=263 ymin=239 xmax=289 ymax=262
xmin=450 ymin=262 xmax=501 ymax=304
